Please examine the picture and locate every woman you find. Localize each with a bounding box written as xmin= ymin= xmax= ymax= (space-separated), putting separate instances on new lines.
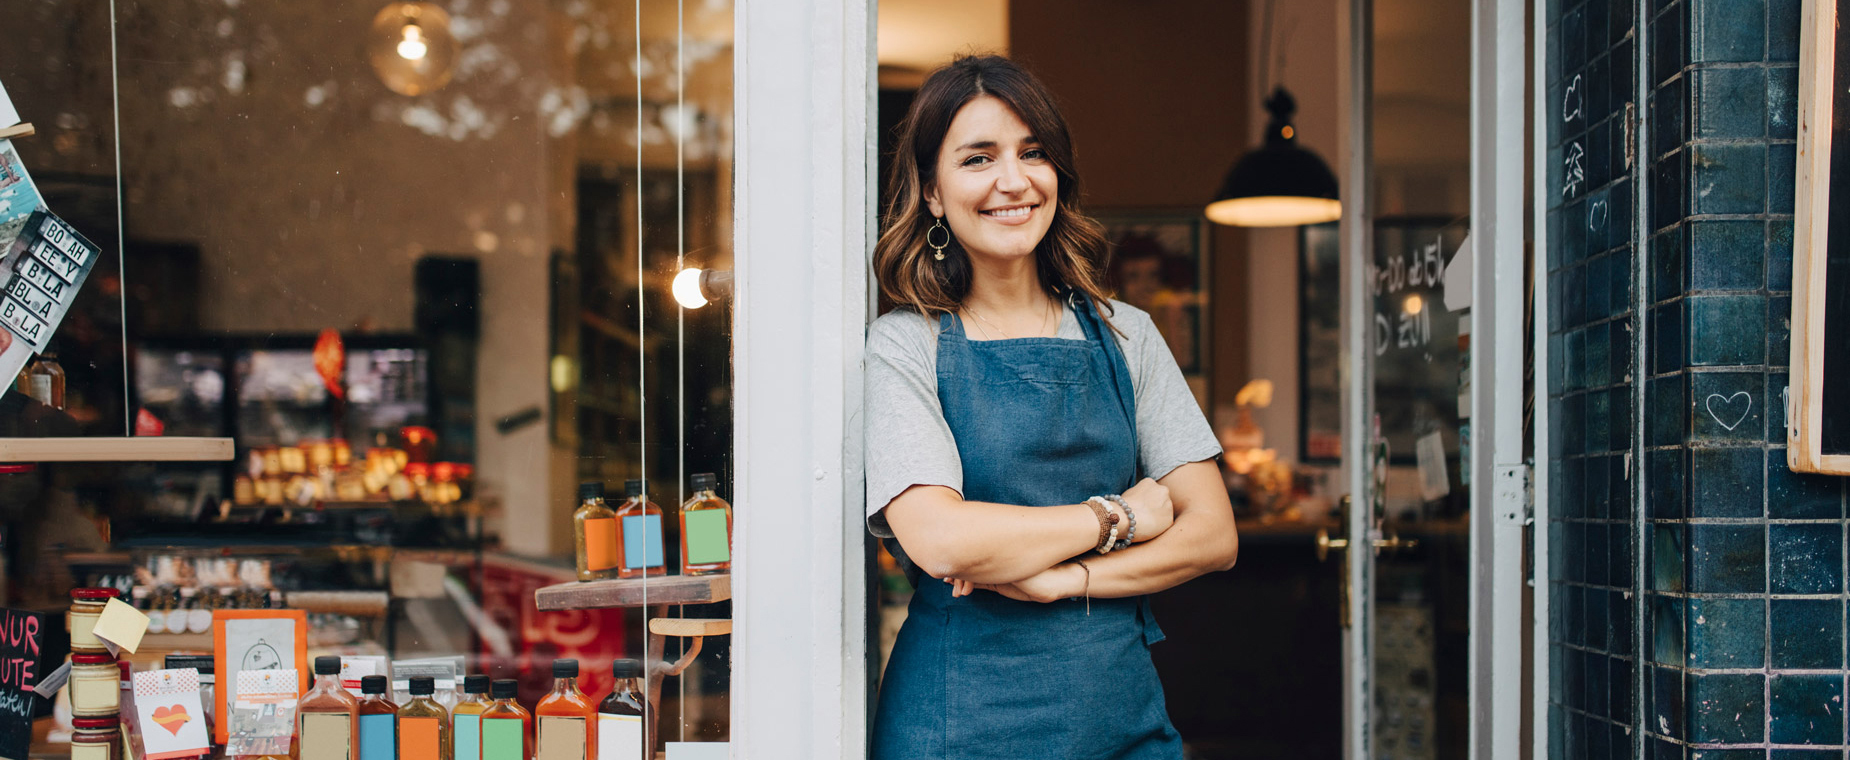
xmin=864 ymin=55 xmax=1239 ymax=760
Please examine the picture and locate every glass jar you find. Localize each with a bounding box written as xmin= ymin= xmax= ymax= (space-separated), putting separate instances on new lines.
xmin=67 ymin=588 xmax=119 ymax=654
xmin=70 ymin=725 xmax=121 ymax=760
xmin=70 ymin=654 xmax=121 ymax=716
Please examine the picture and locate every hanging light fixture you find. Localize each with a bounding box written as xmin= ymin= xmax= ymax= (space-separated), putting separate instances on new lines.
xmin=1206 ymin=0 xmax=1341 ymax=228
xmin=368 ymin=2 xmax=458 ymax=96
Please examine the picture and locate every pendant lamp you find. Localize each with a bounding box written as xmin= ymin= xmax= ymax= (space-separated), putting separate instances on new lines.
xmin=1205 ymin=87 xmax=1341 ymax=227
xmin=368 ymin=2 xmax=458 ymax=96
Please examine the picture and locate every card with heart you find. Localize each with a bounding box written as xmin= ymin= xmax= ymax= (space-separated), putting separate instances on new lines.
xmin=133 ymin=668 xmax=211 ymax=760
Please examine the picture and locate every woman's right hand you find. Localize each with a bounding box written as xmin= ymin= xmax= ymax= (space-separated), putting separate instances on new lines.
xmin=1121 ymin=478 xmax=1173 ymax=543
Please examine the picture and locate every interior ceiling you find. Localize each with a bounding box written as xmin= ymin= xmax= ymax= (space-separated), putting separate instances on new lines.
xmin=876 ymin=0 xmax=1009 ymax=87
xmin=1371 ymin=0 xmax=1470 ymax=167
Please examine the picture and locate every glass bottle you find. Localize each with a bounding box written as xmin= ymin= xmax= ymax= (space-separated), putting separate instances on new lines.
xmin=571 ymin=482 xmax=621 ymax=582
xmin=480 ymin=679 xmax=531 ymax=760
xmin=452 ymin=674 xmax=492 ymax=760
xmin=398 ymin=676 xmax=452 ymax=760
xmin=357 ymin=675 xmax=399 ymax=760
xmin=17 ymin=348 xmax=65 ymax=409
xmin=596 ymin=659 xmax=648 ymax=760
xmin=678 ymin=472 xmax=733 ymax=575
xmin=299 ymin=655 xmax=360 ymax=760
xmin=614 ymin=479 xmax=666 ymax=579
xmin=535 ymin=659 xmax=595 ymax=760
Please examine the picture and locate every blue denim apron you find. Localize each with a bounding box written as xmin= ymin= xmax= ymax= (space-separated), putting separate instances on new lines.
xmin=872 ymin=296 xmax=1182 ymax=760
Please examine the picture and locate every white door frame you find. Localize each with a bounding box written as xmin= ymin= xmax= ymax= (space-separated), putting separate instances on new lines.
xmin=1336 ymin=0 xmax=1374 ymax=756
xmin=731 ymin=0 xmax=876 ymax=758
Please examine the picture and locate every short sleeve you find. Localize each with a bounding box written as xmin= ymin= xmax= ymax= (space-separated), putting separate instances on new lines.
xmin=863 ymin=311 xmax=964 ymax=538
xmin=1113 ymin=302 xmax=1224 ymax=480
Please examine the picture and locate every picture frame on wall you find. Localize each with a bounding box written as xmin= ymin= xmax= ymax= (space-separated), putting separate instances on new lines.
xmin=212 ymin=609 xmax=308 ymax=744
xmin=1789 ymin=0 xmax=1850 ymax=474
xmin=1095 ymin=210 xmax=1211 ymax=406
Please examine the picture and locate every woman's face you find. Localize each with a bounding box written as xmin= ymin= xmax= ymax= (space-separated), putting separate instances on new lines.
xmin=925 ymin=95 xmax=1057 ymax=265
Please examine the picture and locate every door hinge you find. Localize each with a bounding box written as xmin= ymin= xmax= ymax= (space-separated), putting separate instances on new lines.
xmin=1497 ymin=462 xmax=1537 ymax=587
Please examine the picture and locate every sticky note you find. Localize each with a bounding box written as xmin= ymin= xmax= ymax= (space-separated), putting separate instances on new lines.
xmin=399 ymin=717 xmax=440 ymax=760
xmin=622 ymin=515 xmax=664 ymax=569
xmin=482 ymin=719 xmax=524 ymax=760
xmin=597 ymin=714 xmax=644 ymax=760
xmin=300 ymin=713 xmax=354 ymax=760
xmin=92 ymin=598 xmax=150 ymax=654
xmin=358 ymin=713 xmax=395 ymax=760
xmin=453 ymin=714 xmax=481 ymax=760
xmin=683 ymin=511 xmax=731 ymax=564
xmin=536 ymin=716 xmax=584 ymax=760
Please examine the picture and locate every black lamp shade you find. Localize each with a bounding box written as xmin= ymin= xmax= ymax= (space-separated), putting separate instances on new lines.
xmin=1207 ymin=88 xmax=1342 ymax=227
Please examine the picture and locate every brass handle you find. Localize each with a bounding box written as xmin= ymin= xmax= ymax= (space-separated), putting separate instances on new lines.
xmin=1315 ymin=529 xmax=1349 ymax=562
xmin=1373 ymin=533 xmax=1419 ymax=556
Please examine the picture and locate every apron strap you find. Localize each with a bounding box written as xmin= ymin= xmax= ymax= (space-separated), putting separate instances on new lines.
xmin=1072 ymin=295 xmax=1142 ymax=484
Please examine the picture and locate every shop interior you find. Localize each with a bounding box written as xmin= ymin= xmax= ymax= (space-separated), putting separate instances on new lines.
xmin=2 ymin=0 xmax=1475 ymax=757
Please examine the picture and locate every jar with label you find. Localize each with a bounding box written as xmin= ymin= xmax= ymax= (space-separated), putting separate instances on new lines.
xmin=70 ymin=724 xmax=121 ymax=760
xmin=68 ymin=588 xmax=119 ymax=654
xmin=71 ymin=654 xmax=121 ymax=716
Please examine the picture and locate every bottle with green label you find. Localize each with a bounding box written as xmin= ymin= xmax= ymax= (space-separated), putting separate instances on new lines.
xmin=452 ymin=674 xmax=491 ymax=760
xmin=398 ymin=677 xmax=451 ymax=760
xmin=678 ymin=472 xmax=732 ymax=575
xmin=481 ymin=679 xmax=532 ymax=760
xmin=358 ymin=676 xmax=399 ymax=760
xmin=596 ymin=659 xmax=647 ymax=760
xmin=614 ymin=479 xmax=666 ymax=579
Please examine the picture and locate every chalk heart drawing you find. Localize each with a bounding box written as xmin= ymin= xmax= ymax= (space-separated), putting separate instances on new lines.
xmin=1706 ymin=391 xmax=1752 ymax=431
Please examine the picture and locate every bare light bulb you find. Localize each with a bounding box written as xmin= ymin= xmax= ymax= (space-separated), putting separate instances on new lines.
xmin=673 ymin=267 xmax=709 ymax=309
xmin=396 ymin=23 xmax=429 ymax=61
xmin=1404 ymin=293 xmax=1424 ymax=315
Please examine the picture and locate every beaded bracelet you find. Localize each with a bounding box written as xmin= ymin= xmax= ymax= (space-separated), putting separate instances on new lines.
xmin=1106 ymin=494 xmax=1136 ymax=551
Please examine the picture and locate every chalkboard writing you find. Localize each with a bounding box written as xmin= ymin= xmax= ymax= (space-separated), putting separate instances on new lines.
xmin=0 ymin=608 xmax=44 ymax=760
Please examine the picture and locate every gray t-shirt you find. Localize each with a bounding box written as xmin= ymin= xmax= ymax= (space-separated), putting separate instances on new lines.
xmin=864 ymin=298 xmax=1224 ymax=537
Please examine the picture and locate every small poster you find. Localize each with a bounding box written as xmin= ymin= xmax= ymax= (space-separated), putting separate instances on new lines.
xmin=133 ymin=668 xmax=211 ymax=760
xmin=226 ymin=669 xmax=297 ymax=758
xmin=0 ymin=209 xmax=97 ymax=399
xmin=0 ymin=608 xmax=43 ymax=760
xmin=212 ymin=610 xmax=307 ymax=743
xmin=1415 ymin=430 xmax=1451 ymax=503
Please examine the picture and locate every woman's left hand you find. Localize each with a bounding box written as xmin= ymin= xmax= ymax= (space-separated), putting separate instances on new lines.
xmin=945 ymin=563 xmax=1085 ymax=603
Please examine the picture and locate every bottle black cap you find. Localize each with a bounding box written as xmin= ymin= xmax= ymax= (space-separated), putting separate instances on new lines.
xmin=165 ymin=654 xmax=214 ymax=674
xmin=314 ymin=656 xmax=342 ymax=676
xmin=578 ymin=482 xmax=604 ymax=501
xmin=463 ymin=674 xmax=489 ymax=694
xmin=552 ymin=659 xmax=578 ymax=678
xmin=360 ymin=675 xmax=387 ymax=694
xmin=491 ymin=678 xmax=518 ymax=700
xmin=691 ymin=473 xmax=717 ymax=491
xmin=409 ymin=676 xmax=435 ymax=696
xmin=611 ymin=659 xmax=642 ymax=678
xmin=625 ymin=479 xmax=645 ymax=498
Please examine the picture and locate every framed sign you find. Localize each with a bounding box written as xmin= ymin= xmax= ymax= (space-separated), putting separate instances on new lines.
xmin=1790 ymin=0 xmax=1850 ymax=473
xmin=211 ymin=610 xmax=307 ymax=744
xmin=1095 ymin=210 xmax=1211 ymax=405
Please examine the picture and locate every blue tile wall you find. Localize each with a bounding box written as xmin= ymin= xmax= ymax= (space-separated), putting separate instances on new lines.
xmin=1550 ymin=0 xmax=1850 ymax=754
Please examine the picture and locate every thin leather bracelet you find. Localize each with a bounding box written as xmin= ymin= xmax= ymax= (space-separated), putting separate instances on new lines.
xmin=1074 ymin=559 xmax=1091 ymax=615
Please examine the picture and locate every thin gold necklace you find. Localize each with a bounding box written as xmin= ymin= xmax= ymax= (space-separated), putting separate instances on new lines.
xmin=966 ymin=298 xmax=1053 ymax=340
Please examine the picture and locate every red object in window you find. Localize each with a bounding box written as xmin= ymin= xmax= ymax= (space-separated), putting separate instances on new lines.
xmin=135 ymin=409 xmax=165 ymax=437
xmin=313 ymin=329 xmax=345 ymax=400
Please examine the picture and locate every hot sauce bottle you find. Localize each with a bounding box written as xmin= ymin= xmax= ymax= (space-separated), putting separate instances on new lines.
xmin=452 ymin=674 xmax=492 ymax=760
xmin=398 ymin=676 xmax=451 ymax=760
xmin=614 ymin=479 xmax=667 ymax=579
xmin=535 ymin=659 xmax=595 ymax=760
xmin=357 ymin=675 xmax=399 ymax=760
xmin=480 ymin=679 xmax=531 ymax=760
xmin=678 ymin=472 xmax=733 ymax=575
xmin=299 ymin=655 xmax=360 ymax=760
xmin=596 ymin=659 xmax=648 ymax=760
xmin=572 ymin=482 xmax=621 ymax=581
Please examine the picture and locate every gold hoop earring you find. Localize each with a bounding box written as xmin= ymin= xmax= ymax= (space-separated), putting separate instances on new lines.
xmin=927 ymin=217 xmax=950 ymax=261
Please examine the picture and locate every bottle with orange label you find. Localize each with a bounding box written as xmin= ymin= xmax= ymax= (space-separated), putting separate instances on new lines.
xmin=572 ymin=482 xmax=621 ymax=581
xmin=398 ymin=676 xmax=452 ymax=760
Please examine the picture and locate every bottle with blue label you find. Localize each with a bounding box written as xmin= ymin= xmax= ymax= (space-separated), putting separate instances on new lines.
xmin=615 ymin=479 xmax=667 ymax=579
xmin=451 ymin=674 xmax=491 ymax=760
xmin=358 ymin=676 xmax=399 ymax=760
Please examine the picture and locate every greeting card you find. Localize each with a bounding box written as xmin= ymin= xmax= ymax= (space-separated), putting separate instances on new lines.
xmin=132 ymin=669 xmax=210 ymax=760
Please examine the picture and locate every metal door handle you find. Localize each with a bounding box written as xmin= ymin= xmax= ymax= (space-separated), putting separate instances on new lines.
xmin=1316 ymin=529 xmax=1348 ymax=562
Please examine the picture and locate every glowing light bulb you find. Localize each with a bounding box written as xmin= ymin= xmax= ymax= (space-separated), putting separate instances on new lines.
xmin=1404 ymin=293 xmax=1424 ymax=315
xmin=396 ymin=23 xmax=428 ymax=61
xmin=673 ymin=267 xmax=709 ymax=309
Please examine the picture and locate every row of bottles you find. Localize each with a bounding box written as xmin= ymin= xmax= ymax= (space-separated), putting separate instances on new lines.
xmin=572 ymin=474 xmax=732 ymax=582
xmin=300 ymin=657 xmax=649 ymax=760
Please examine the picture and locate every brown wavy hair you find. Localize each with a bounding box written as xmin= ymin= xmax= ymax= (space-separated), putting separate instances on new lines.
xmin=873 ymin=55 xmax=1116 ymax=324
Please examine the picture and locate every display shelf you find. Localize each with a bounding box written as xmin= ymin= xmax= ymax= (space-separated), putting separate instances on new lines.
xmin=534 ymin=573 xmax=729 ymax=610
xmin=648 ymin=617 xmax=732 ymax=637
xmin=0 ymin=437 xmax=234 ymax=462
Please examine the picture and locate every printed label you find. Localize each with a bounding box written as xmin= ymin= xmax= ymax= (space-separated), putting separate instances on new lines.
xmin=71 ymin=742 xmax=110 ymax=760
xmin=537 ymin=716 xmax=585 ymax=760
xmin=399 ymin=716 xmax=440 ymax=760
xmin=597 ymin=713 xmax=644 ymax=760
xmin=482 ymin=718 xmax=524 ymax=760
xmin=621 ymin=514 xmax=665 ymax=569
xmin=300 ymin=713 xmax=354 ymax=760
xmin=583 ymin=518 xmax=619 ymax=571
xmin=683 ymin=510 xmax=731 ymax=564
xmin=359 ymin=713 xmax=396 ymax=760
xmin=454 ymin=714 xmax=481 ymax=760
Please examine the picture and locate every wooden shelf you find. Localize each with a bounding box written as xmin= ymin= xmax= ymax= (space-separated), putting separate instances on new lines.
xmin=648 ymin=617 xmax=731 ymax=637
xmin=0 ymin=437 xmax=234 ymax=462
xmin=534 ymin=573 xmax=729 ymax=610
